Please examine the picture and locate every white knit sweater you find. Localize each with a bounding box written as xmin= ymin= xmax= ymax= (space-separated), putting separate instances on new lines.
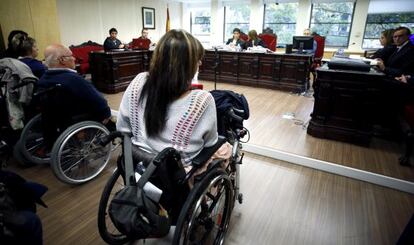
xmin=116 ymin=72 xmax=218 ymax=166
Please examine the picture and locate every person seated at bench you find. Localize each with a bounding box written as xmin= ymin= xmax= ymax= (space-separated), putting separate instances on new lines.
xmin=103 ymin=28 xmax=125 ymax=51
xmin=40 ymin=44 xmax=113 ymax=131
xmin=226 ymin=28 xmax=246 ymax=50
xmin=377 ymin=26 xmax=414 ymax=77
xmin=370 ymin=29 xmax=395 ymax=62
xmin=245 ymin=30 xmax=267 ymax=49
xmin=132 ymin=28 xmax=155 ymax=49
xmin=117 ymin=29 xmax=231 ymax=169
xmin=18 ymin=37 xmax=47 ymax=78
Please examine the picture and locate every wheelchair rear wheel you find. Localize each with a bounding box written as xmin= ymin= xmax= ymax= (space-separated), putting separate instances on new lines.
xmin=173 ymin=168 xmax=233 ymax=245
xmin=97 ymin=168 xmax=130 ymax=245
xmin=19 ymin=114 xmax=50 ymax=165
xmin=50 ymin=121 xmax=111 ymax=184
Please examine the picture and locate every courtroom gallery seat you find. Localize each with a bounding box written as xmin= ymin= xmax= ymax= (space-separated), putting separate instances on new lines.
xmin=69 ymin=41 xmax=103 ymax=74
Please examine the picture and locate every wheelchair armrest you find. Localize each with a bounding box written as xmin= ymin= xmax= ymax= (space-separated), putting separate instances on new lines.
xmin=192 ymin=136 xmax=226 ymax=168
xmin=132 ymin=145 xmax=156 ymax=167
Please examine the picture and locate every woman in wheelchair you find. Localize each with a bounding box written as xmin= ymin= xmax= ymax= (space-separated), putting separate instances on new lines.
xmin=116 ymin=29 xmax=231 ymax=173
xmin=98 ymin=29 xmax=246 ymax=245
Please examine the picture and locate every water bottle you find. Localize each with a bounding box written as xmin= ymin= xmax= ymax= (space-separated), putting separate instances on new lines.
xmin=236 ymin=43 xmax=241 ymax=52
xmin=337 ymin=48 xmax=345 ymax=56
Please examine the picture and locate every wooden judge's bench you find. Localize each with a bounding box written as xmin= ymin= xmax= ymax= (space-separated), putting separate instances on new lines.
xmin=89 ymin=49 xmax=312 ymax=94
xmin=89 ymin=50 xmax=152 ymax=93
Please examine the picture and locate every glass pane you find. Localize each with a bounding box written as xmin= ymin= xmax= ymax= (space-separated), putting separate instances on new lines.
xmin=191 ymin=9 xmax=211 ymax=35
xmin=264 ymin=24 xmax=296 ymax=45
xmin=264 ymin=3 xmax=298 ymax=23
xmin=311 ymin=23 xmax=351 ymax=47
xmin=311 ymin=2 xmax=354 ymax=24
xmin=362 ymin=38 xmax=381 ymax=49
xmin=367 ymin=12 xmax=414 ymax=23
xmin=224 ymin=5 xmax=250 ymax=40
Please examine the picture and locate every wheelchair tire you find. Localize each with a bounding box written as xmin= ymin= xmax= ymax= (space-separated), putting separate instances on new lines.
xmin=19 ymin=114 xmax=50 ymax=165
xmin=97 ymin=168 xmax=130 ymax=245
xmin=50 ymin=121 xmax=111 ymax=184
xmin=12 ymin=139 xmax=34 ymax=167
xmin=173 ymin=168 xmax=233 ymax=245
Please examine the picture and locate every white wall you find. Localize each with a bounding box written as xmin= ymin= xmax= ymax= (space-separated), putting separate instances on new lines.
xmin=56 ymin=0 xmax=182 ymax=46
xmin=368 ymin=0 xmax=414 ymax=13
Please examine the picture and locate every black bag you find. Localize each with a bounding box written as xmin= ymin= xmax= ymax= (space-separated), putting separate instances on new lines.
xmin=108 ymin=136 xmax=171 ymax=240
xmin=109 ymin=185 xmax=170 ymax=240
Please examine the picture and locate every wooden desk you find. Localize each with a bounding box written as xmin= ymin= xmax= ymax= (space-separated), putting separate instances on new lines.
xmin=307 ymin=65 xmax=387 ymax=145
xmin=89 ymin=50 xmax=151 ymax=93
xmin=199 ymin=50 xmax=312 ymax=92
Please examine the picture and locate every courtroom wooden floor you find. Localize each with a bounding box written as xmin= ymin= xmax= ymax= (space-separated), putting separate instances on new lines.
xmin=5 ymin=80 xmax=414 ymax=245
xmin=105 ymin=80 xmax=414 ymax=182
xmin=8 ymin=153 xmax=414 ymax=245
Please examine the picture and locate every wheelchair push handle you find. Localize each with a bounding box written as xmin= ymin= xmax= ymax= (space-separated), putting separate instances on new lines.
xmin=33 ymin=83 xmax=62 ymax=97
xmin=226 ymin=108 xmax=244 ymax=124
xmin=10 ymin=78 xmax=37 ymax=90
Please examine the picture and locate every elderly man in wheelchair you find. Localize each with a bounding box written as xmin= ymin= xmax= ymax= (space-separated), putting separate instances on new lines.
xmin=15 ymin=44 xmax=115 ymax=184
xmin=97 ymin=29 xmax=249 ymax=245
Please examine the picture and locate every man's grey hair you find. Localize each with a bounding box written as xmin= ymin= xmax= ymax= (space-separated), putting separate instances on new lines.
xmin=44 ymin=44 xmax=69 ymax=67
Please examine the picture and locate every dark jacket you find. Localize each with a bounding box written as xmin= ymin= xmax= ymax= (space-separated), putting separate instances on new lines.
xmin=38 ymin=69 xmax=111 ymax=122
xmin=19 ymin=57 xmax=47 ymax=79
xmin=103 ymin=37 xmax=122 ymax=51
xmin=226 ymin=38 xmax=246 ymax=49
xmin=371 ymin=45 xmax=396 ymax=63
xmin=384 ymin=41 xmax=414 ymax=77
xmin=245 ymin=38 xmax=267 ymax=49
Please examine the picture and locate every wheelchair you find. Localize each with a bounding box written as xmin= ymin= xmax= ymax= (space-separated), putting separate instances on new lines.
xmin=0 ymin=67 xmax=37 ymax=167
xmin=15 ymin=84 xmax=113 ymax=184
xmin=97 ymin=107 xmax=248 ymax=245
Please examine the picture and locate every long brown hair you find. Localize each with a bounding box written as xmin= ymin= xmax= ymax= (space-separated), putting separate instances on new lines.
xmin=140 ymin=29 xmax=204 ymax=136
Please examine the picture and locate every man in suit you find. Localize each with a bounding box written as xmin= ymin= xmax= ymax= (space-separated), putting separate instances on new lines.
xmin=377 ymin=26 xmax=414 ymax=77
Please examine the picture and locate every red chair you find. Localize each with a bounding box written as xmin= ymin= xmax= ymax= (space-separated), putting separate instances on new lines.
xmin=240 ymin=32 xmax=249 ymax=42
xmin=312 ymin=35 xmax=325 ymax=68
xmin=190 ymin=83 xmax=203 ymax=90
xmin=259 ymin=33 xmax=277 ymax=51
xmin=69 ymin=41 xmax=103 ymax=74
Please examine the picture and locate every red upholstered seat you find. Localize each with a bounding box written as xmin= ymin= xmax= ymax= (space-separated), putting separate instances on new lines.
xmin=258 ymin=33 xmax=277 ymax=51
xmin=190 ymin=83 xmax=203 ymax=90
xmin=240 ymin=32 xmax=249 ymax=42
xmin=69 ymin=41 xmax=103 ymax=74
xmin=312 ymin=35 xmax=325 ymax=69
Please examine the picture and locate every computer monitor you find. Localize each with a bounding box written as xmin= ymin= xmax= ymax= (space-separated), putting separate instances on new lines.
xmin=292 ymin=36 xmax=314 ymax=52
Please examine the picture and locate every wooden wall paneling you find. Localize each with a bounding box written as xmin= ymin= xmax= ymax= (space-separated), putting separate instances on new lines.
xmin=28 ymin=0 xmax=61 ymax=60
xmin=0 ymin=0 xmax=34 ymax=48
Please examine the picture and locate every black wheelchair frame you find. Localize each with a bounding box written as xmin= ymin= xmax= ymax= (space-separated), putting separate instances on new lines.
xmin=97 ymin=108 xmax=248 ymax=245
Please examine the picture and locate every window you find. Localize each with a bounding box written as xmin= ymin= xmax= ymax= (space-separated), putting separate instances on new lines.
xmin=310 ymin=2 xmax=355 ymax=47
xmin=224 ymin=5 xmax=250 ymax=42
xmin=190 ymin=9 xmax=211 ymax=45
xmin=263 ymin=3 xmax=298 ymax=46
xmin=363 ymin=12 xmax=414 ymax=49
